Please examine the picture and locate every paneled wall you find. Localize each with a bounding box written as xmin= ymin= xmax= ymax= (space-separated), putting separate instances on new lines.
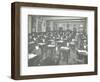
xmin=28 ymin=15 xmax=87 ymax=33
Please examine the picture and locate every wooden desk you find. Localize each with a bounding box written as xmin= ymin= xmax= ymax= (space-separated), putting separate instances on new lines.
xmin=77 ymin=50 xmax=88 ymax=64
xmin=59 ymin=47 xmax=70 ymax=64
xmin=38 ymin=43 xmax=46 ymax=55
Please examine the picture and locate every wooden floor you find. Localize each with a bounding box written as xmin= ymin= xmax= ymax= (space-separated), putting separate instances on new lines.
xmin=28 ymin=45 xmax=88 ymax=66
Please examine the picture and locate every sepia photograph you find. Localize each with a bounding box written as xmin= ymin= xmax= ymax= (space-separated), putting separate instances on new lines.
xmin=28 ymin=15 xmax=88 ymax=66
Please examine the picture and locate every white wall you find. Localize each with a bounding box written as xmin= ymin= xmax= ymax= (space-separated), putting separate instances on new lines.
xmin=0 ymin=0 xmax=100 ymax=82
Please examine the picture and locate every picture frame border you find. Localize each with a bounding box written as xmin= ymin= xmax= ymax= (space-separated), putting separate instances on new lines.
xmin=11 ymin=2 xmax=98 ymax=80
